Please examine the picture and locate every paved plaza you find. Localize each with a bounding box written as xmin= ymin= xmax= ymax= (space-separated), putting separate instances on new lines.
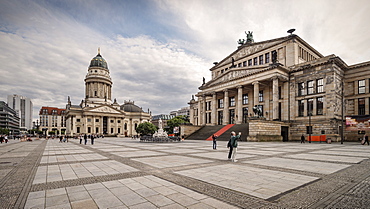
xmin=0 ymin=138 xmax=370 ymax=208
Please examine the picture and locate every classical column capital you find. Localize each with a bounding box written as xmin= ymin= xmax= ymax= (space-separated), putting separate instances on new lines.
xmin=237 ymin=85 xmax=243 ymax=89
xmin=211 ymin=91 xmax=217 ymax=96
xmin=252 ymin=81 xmax=259 ymax=85
xmin=223 ymin=89 xmax=229 ymax=93
xmin=271 ymin=75 xmax=279 ymax=81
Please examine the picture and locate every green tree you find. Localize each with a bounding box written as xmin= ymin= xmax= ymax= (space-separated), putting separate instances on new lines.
xmin=166 ymin=116 xmax=189 ymax=134
xmin=0 ymin=128 xmax=10 ymax=135
xmin=136 ymin=122 xmax=157 ymax=136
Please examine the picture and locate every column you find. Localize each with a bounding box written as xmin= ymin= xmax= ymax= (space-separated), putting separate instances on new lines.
xmin=189 ymin=105 xmax=194 ymax=125
xmin=92 ymin=116 xmax=95 ymax=134
xmin=272 ymin=77 xmax=279 ymax=120
xmin=223 ymin=89 xmax=229 ymax=125
xmin=84 ymin=116 xmax=88 ymax=134
xmin=198 ymin=98 xmax=202 ymax=125
xmin=252 ymin=81 xmax=259 ymax=107
xmin=237 ymin=86 xmax=243 ymax=124
xmin=211 ymin=92 xmax=217 ymax=125
xmin=202 ymin=95 xmax=206 ymax=125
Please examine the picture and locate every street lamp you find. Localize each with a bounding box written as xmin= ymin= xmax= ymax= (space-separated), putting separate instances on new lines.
xmin=308 ymin=99 xmax=312 ymax=143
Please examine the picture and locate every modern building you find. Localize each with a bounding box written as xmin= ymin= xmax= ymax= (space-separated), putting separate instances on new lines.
xmin=39 ymin=107 xmax=66 ymax=135
xmin=188 ymin=31 xmax=370 ymax=142
xmin=7 ymin=94 xmax=33 ymax=131
xmin=151 ymin=114 xmax=175 ymax=128
xmin=65 ymin=49 xmax=151 ymax=137
xmin=170 ymin=107 xmax=190 ymax=117
xmin=0 ymin=101 xmax=20 ymax=135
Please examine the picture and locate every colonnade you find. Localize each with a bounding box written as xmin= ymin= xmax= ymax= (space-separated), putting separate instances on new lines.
xmin=191 ymin=76 xmax=282 ymax=126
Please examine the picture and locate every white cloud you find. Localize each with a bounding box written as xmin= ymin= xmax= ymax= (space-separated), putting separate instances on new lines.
xmin=0 ymin=0 xmax=369 ymax=122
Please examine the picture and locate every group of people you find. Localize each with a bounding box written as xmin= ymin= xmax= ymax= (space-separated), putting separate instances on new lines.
xmin=212 ymin=131 xmax=241 ymax=162
xmin=79 ymin=134 xmax=97 ymax=145
xmin=0 ymin=135 xmax=9 ymax=143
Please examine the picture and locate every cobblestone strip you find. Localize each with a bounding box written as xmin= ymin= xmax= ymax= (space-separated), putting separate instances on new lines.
xmin=275 ymin=159 xmax=370 ymax=208
xmin=39 ymin=158 xmax=111 ymax=166
xmin=30 ymin=171 xmax=145 ymax=192
xmin=0 ymin=141 xmax=46 ymax=209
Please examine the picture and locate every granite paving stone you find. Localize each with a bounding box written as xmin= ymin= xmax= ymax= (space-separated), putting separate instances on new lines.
xmin=0 ymin=137 xmax=368 ymax=209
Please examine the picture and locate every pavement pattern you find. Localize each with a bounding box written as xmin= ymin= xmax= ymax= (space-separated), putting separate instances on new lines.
xmin=0 ymin=138 xmax=370 ymax=208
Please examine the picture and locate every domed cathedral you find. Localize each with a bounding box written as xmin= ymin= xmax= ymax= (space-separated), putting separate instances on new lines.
xmin=65 ymin=49 xmax=151 ymax=137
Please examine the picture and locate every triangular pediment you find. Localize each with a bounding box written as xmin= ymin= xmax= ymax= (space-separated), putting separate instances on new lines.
xmin=202 ymin=67 xmax=266 ymax=88
xmin=215 ymin=37 xmax=288 ymax=68
xmin=87 ymin=105 xmax=123 ymax=114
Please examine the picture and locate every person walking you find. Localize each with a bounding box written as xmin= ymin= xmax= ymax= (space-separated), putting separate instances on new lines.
xmin=84 ymin=134 xmax=87 ymax=145
xmin=212 ymin=134 xmax=218 ymax=150
xmin=91 ymin=134 xmax=95 ymax=145
xmin=363 ymin=134 xmax=369 ymax=145
xmin=79 ymin=134 xmax=83 ymax=144
xmin=301 ymin=134 xmax=305 ymax=143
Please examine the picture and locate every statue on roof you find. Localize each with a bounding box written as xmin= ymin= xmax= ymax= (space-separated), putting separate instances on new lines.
xmin=203 ymin=77 xmax=205 ymax=85
xmin=237 ymin=39 xmax=245 ymax=45
xmin=245 ymin=31 xmax=254 ymax=43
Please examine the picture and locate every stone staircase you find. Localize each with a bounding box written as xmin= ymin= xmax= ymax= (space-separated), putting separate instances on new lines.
xmin=187 ymin=124 xmax=249 ymax=141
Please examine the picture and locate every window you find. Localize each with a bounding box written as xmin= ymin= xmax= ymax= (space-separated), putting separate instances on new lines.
xmin=218 ymin=99 xmax=224 ymax=108
xmin=111 ymin=128 xmax=114 ymax=134
xmin=118 ymin=120 xmax=121 ymax=123
xmin=298 ymin=82 xmax=305 ymax=96
xmin=359 ymin=80 xmax=365 ymax=94
xmin=229 ymin=109 xmax=235 ymax=124
xmin=243 ymin=61 xmax=247 ymax=67
xmin=218 ymin=111 xmax=223 ymax=125
xmin=124 ymin=123 xmax=127 ymax=130
xmin=259 ymin=91 xmax=263 ymax=102
xmin=298 ymin=100 xmax=304 ymax=117
xmin=307 ymin=80 xmax=314 ymax=94
xmin=278 ymin=86 xmax=282 ymax=99
xmin=307 ymin=98 xmax=313 ymax=116
xmin=135 ymin=123 xmax=138 ymax=130
xmin=242 ymin=94 xmax=248 ymax=105
xmin=77 ymin=127 xmax=80 ymax=133
xmin=87 ymin=118 xmax=91 ymax=122
xmin=110 ymin=120 xmax=114 ymax=123
xmin=206 ymin=101 xmax=211 ymax=110
xmin=265 ymin=53 xmax=270 ymax=63
xmin=317 ymin=97 xmax=323 ymax=115
xmin=359 ymin=98 xmax=365 ymax=115
xmin=76 ymin=119 xmax=80 ymax=122
xmin=253 ymin=57 xmax=258 ymax=65
xmin=238 ymin=63 xmax=242 ymax=67
xmin=221 ymin=69 xmax=224 ymax=73
xmin=207 ymin=113 xmax=211 ymax=124
xmin=317 ymin=78 xmax=324 ymax=93
xmin=96 ymin=127 xmax=99 ymax=133
xmin=95 ymin=119 xmax=99 ymax=122
xmin=259 ymin=55 xmax=263 ymax=65
xmin=88 ymin=127 xmax=91 ymax=133
xmin=229 ymin=97 xmax=235 ymax=107
xmin=94 ymin=91 xmax=97 ymax=96
xmin=118 ymin=128 xmax=121 ymax=134
xmin=248 ymin=59 xmax=252 ymax=66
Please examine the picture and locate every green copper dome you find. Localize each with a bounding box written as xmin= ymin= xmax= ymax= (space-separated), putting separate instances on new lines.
xmin=89 ymin=51 xmax=108 ymax=69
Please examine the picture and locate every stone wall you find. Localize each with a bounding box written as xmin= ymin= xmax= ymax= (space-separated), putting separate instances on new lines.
xmin=247 ymin=119 xmax=284 ymax=141
xmin=180 ymin=125 xmax=203 ymax=138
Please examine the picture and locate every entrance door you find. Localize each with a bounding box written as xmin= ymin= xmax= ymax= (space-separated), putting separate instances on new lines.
xmin=103 ymin=116 xmax=108 ymax=134
xmin=281 ymin=126 xmax=289 ymax=142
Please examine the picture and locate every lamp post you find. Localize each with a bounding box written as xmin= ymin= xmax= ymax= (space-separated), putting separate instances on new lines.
xmin=35 ymin=119 xmax=40 ymax=137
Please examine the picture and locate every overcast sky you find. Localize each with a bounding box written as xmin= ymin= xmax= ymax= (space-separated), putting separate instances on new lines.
xmin=1 ymin=0 xmax=369 ymax=121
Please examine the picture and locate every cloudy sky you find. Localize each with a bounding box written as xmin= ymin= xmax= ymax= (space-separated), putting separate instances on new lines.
xmin=0 ymin=0 xmax=369 ymax=121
